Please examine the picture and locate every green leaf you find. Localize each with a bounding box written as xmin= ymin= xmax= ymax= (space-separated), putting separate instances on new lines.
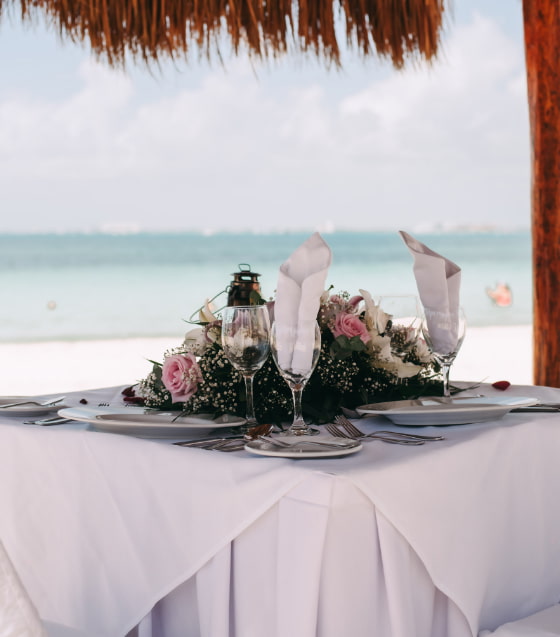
xmin=329 ymin=335 xmax=366 ymax=360
xmin=249 ymin=290 xmax=266 ymax=305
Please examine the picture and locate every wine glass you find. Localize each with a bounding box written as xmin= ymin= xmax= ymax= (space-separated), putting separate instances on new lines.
xmin=421 ymin=307 xmax=467 ymax=398
xmin=378 ymin=295 xmax=423 ymax=359
xmin=221 ymin=305 xmax=271 ymax=426
xmin=270 ymin=321 xmax=321 ymax=436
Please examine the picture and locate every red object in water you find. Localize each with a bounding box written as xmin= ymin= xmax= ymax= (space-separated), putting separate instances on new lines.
xmin=486 ymin=283 xmax=513 ymax=307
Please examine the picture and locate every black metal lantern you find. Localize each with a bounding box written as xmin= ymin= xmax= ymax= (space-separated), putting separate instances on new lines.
xmin=227 ymin=264 xmax=262 ymax=306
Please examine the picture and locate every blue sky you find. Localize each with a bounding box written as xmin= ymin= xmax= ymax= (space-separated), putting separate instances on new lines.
xmin=0 ymin=1 xmax=528 ymax=233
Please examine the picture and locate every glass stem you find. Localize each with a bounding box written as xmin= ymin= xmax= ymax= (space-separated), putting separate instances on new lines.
xmin=441 ymin=363 xmax=451 ymax=398
xmin=244 ymin=374 xmax=257 ymax=424
xmin=290 ymin=383 xmax=307 ymax=434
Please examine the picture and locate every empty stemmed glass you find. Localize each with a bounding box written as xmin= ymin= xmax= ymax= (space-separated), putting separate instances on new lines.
xmin=421 ymin=307 xmax=467 ymax=398
xmin=270 ymin=321 xmax=321 ymax=436
xmin=221 ymin=305 xmax=271 ymax=427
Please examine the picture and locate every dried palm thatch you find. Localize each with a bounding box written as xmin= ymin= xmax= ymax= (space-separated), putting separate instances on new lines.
xmin=0 ymin=0 xmax=448 ymax=69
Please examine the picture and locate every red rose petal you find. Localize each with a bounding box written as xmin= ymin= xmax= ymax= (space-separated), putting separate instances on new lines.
xmin=492 ymin=380 xmax=511 ymax=391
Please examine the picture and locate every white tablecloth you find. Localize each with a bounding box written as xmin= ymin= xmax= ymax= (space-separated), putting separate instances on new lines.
xmin=1 ymin=384 xmax=560 ymax=637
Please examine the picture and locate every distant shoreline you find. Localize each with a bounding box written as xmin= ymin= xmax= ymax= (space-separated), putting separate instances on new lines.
xmin=0 ymin=227 xmax=531 ymax=238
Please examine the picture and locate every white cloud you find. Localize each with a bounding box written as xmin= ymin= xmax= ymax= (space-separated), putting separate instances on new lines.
xmin=0 ymin=11 xmax=529 ymax=231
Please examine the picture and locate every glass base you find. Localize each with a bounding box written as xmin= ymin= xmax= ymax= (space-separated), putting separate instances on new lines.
xmin=280 ymin=426 xmax=320 ymax=437
xmin=240 ymin=420 xmax=258 ymax=434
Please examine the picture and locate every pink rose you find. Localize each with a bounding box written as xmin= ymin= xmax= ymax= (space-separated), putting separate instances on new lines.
xmin=332 ymin=312 xmax=371 ymax=344
xmin=161 ymin=353 xmax=202 ymax=403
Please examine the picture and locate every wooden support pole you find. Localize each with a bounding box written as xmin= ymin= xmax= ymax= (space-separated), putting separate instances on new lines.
xmin=523 ymin=0 xmax=560 ymax=387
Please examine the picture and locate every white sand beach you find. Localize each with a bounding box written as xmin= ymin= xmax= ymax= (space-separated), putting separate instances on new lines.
xmin=0 ymin=325 xmax=533 ymax=395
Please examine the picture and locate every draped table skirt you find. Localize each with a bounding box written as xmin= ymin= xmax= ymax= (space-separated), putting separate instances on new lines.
xmin=1 ymin=383 xmax=559 ymax=637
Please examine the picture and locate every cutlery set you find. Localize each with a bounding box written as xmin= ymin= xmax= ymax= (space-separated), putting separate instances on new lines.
xmin=8 ymin=396 xmax=558 ymax=452
xmin=174 ymin=423 xmax=273 ymax=451
xmin=173 ymin=417 xmax=443 ymax=451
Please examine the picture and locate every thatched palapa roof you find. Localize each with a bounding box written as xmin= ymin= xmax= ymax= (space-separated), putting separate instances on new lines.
xmin=0 ymin=0 xmax=447 ymax=68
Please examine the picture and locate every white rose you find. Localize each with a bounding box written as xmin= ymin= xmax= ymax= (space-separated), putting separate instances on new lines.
xmin=370 ymin=333 xmax=393 ymax=361
xmin=375 ymin=354 xmax=422 ymax=379
xmin=183 ymin=328 xmax=208 ymax=355
xmin=359 ymin=289 xmax=391 ymax=335
xmin=392 ymin=359 xmax=423 ymax=378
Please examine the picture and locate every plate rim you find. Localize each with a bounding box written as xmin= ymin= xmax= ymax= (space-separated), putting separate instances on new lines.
xmin=355 ymin=396 xmax=538 ymax=416
xmin=58 ymin=406 xmax=246 ymax=430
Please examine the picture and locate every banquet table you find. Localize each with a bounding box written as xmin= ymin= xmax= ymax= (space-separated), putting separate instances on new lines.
xmin=1 ymin=383 xmax=560 ymax=637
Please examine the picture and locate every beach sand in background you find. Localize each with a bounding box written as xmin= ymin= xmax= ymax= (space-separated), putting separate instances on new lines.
xmin=0 ymin=325 xmax=533 ymax=395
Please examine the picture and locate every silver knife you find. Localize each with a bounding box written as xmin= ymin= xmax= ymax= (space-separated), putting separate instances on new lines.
xmin=173 ymin=434 xmax=244 ymax=447
xmin=23 ymin=417 xmax=75 ymax=426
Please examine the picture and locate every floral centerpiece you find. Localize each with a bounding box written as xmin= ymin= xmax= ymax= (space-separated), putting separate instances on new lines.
xmin=136 ymin=288 xmax=441 ymax=424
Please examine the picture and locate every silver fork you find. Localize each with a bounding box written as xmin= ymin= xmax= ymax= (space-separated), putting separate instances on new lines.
xmin=325 ymin=422 xmax=425 ymax=445
xmin=334 ymin=414 xmax=445 ymax=442
xmin=0 ymin=396 xmax=66 ymax=409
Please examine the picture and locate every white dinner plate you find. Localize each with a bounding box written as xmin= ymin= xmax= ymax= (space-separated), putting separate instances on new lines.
xmin=244 ymin=436 xmax=362 ymax=458
xmin=355 ymin=396 xmax=539 ymax=426
xmin=58 ymin=406 xmax=246 ymax=438
xmin=0 ymin=396 xmax=67 ymax=417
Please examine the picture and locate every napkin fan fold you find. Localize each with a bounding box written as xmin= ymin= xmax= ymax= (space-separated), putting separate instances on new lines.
xmin=399 ymin=230 xmax=461 ymax=354
xmin=274 ymin=233 xmax=332 ymax=373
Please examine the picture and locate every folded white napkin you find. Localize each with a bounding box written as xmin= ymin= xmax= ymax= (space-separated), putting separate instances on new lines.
xmin=399 ymin=230 xmax=461 ymax=354
xmin=274 ymin=233 xmax=332 ymax=373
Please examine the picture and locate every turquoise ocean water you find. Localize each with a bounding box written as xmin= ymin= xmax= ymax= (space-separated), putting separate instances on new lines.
xmin=0 ymin=231 xmax=531 ymax=343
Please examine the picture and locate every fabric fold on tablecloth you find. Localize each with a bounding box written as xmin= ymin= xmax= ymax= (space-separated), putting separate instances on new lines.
xmin=3 ymin=384 xmax=560 ymax=637
xmin=336 ymin=383 xmax=560 ymax=635
xmin=0 ymin=540 xmax=46 ymax=637
xmin=0 ymin=424 xmax=309 ymax=637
